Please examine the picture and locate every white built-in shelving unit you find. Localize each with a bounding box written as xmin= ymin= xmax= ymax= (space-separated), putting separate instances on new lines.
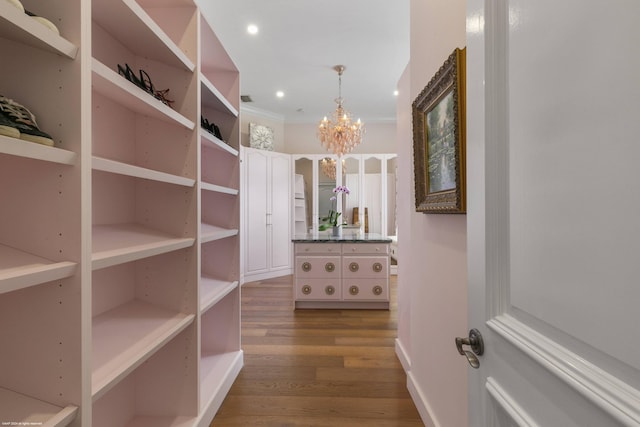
xmin=0 ymin=0 xmax=241 ymax=425
xmin=294 ymin=174 xmax=308 ymax=235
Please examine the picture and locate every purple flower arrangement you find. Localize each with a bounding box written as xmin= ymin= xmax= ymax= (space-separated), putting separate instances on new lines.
xmin=319 ymin=185 xmax=350 ymax=230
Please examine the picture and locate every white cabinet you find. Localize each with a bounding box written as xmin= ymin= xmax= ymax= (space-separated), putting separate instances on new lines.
xmin=293 ymin=239 xmax=391 ymax=309
xmin=0 ymin=1 xmax=240 ymax=425
xmin=242 ymin=147 xmax=292 ymax=282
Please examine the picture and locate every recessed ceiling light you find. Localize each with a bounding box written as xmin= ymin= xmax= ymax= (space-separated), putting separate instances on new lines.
xmin=247 ymin=24 xmax=258 ymax=35
xmin=276 ymin=91 xmax=284 ymax=98
xmin=394 ymin=90 xmax=399 ymax=96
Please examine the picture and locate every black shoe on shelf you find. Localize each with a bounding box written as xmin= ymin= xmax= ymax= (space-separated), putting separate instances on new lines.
xmin=201 ymin=116 xmax=224 ymax=141
xmin=118 ymin=64 xmax=174 ymax=108
xmin=0 ymin=108 xmax=21 ymax=139
xmin=0 ymin=95 xmax=54 ymax=146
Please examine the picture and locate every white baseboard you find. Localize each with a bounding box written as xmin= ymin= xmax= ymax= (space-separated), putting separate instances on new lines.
xmin=243 ymin=269 xmax=292 ymax=283
xmin=395 ymin=338 xmax=411 ymax=372
xmin=407 ymin=370 xmax=440 ymax=427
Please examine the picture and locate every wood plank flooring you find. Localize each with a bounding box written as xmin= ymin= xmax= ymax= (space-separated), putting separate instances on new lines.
xmin=210 ymin=275 xmax=424 ymax=426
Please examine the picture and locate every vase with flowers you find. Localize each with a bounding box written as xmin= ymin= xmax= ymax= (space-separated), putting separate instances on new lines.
xmin=319 ymin=185 xmax=350 ymax=237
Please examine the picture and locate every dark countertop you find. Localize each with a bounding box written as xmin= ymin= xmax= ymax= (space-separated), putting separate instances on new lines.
xmin=292 ymin=233 xmax=392 ymax=243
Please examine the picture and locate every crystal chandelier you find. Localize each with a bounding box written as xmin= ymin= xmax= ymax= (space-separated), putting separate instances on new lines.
xmin=317 ymin=65 xmax=365 ymax=157
xmin=320 ymin=158 xmax=346 ymax=180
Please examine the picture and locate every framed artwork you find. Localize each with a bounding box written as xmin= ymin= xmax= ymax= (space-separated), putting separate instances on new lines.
xmin=249 ymin=122 xmax=274 ymax=151
xmin=412 ymin=47 xmax=466 ymax=214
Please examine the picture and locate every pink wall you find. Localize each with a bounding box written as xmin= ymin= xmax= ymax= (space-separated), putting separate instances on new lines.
xmin=395 ymin=0 xmax=468 ymax=426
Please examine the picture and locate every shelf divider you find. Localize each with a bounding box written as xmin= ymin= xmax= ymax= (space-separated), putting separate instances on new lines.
xmin=92 ymin=0 xmax=194 ymax=71
xmin=92 ymin=59 xmax=195 ymax=130
xmin=93 ymin=156 xmax=195 ymax=187
xmin=200 ymin=223 xmax=238 ymax=243
xmin=0 ymin=1 xmax=78 ymax=59
xmin=0 ymin=135 xmax=77 ymax=165
xmin=200 ymin=277 xmax=238 ymax=313
xmin=201 ymin=182 xmax=238 ymax=196
xmin=0 ymin=387 xmax=78 ymax=427
xmin=0 ymin=244 xmax=77 ymax=295
xmin=92 ymin=300 xmax=195 ymax=401
xmin=92 ymin=224 xmax=194 ymax=270
xmin=200 ymin=76 xmax=238 ymax=117
xmin=201 ymin=131 xmax=238 ymax=157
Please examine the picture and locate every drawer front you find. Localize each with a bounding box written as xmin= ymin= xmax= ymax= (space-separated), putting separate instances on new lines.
xmin=295 ymin=256 xmax=341 ymax=278
xmin=295 ymin=243 xmax=341 ymax=255
xmin=342 ymin=256 xmax=388 ymax=278
xmin=342 ymin=278 xmax=389 ymax=301
xmin=295 ymin=278 xmax=341 ymax=300
xmin=342 ymin=243 xmax=389 ymax=255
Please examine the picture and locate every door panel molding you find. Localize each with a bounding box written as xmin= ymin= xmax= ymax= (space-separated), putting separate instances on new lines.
xmin=488 ymin=315 xmax=640 ymax=425
xmin=486 ymin=377 xmax=538 ymax=427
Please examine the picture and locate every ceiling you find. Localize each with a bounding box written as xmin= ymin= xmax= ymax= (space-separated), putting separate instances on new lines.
xmin=201 ymin=0 xmax=410 ymax=124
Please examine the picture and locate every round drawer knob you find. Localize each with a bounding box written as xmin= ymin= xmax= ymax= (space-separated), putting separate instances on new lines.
xmin=302 ymin=285 xmax=312 ymax=295
xmin=325 ymin=285 xmax=335 ymax=295
xmin=349 ymin=262 xmax=359 ymax=272
xmin=302 ymin=262 xmax=311 ymax=272
xmin=352 ymin=248 xmax=356 ymax=252
xmin=325 ymin=262 xmax=335 ymax=272
xmin=373 ymin=285 xmax=383 ymax=296
xmin=372 ymin=262 xmax=383 ymax=273
xmin=349 ymin=285 xmax=359 ymax=296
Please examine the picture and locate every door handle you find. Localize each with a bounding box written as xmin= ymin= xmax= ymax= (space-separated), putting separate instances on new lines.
xmin=455 ymin=328 xmax=484 ymax=369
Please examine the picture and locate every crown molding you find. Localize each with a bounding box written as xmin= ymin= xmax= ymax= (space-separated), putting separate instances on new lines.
xmin=240 ymin=104 xmax=285 ymax=122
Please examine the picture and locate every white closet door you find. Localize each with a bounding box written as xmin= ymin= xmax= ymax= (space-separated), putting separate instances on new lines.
xmin=269 ymin=153 xmax=291 ymax=270
xmin=245 ymin=149 xmax=269 ymax=274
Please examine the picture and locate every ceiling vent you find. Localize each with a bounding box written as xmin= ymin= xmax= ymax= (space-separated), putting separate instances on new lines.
xmin=241 ymin=95 xmax=253 ymax=102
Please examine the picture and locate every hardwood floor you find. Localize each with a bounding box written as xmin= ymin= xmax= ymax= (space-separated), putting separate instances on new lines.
xmin=211 ymin=275 xmax=424 ymax=426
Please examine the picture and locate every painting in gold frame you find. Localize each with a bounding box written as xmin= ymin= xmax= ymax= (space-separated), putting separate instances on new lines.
xmin=412 ymin=47 xmax=466 ymax=214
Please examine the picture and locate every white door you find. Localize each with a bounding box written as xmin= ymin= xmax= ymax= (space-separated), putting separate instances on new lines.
xmin=466 ymin=0 xmax=640 ymax=426
xmin=269 ymin=153 xmax=291 ymax=270
xmin=245 ymin=148 xmax=269 ymax=274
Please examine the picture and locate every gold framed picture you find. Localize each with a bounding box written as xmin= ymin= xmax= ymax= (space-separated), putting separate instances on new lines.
xmin=412 ymin=47 xmax=466 ymax=214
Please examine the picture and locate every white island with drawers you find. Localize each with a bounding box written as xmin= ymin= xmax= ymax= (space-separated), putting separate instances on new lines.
xmin=292 ymin=234 xmax=392 ymax=309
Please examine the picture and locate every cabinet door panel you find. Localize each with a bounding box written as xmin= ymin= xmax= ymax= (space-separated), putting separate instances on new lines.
xmin=295 ymin=278 xmax=341 ymax=300
xmin=295 ymin=256 xmax=341 ymax=278
xmin=342 ymin=278 xmax=389 ymax=301
xmin=342 ymin=256 xmax=388 ymax=278
xmin=342 ymin=243 xmax=389 ymax=255
xmin=295 ymin=243 xmax=341 ymax=255
xmin=245 ymin=150 xmax=269 ymax=273
xmin=269 ymin=154 xmax=291 ymax=270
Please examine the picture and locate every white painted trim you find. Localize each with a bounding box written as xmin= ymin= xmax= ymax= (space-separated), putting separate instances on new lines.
xmin=240 ymin=104 xmax=285 ymax=122
xmin=488 ymin=315 xmax=640 ymax=426
xmin=486 ymin=377 xmax=539 ymax=427
xmin=394 ymin=338 xmax=411 ymax=372
xmin=243 ymin=269 xmax=292 ymax=284
xmin=407 ymin=370 xmax=440 ymax=427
